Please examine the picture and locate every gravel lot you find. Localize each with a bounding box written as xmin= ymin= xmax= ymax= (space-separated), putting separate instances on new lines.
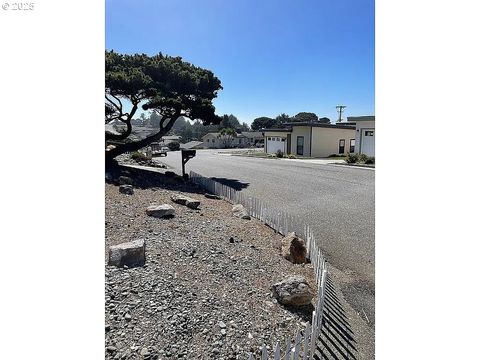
xmin=105 ymin=182 xmax=318 ymax=359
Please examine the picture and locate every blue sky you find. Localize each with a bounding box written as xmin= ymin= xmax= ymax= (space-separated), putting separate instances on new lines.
xmin=106 ymin=0 xmax=374 ymax=124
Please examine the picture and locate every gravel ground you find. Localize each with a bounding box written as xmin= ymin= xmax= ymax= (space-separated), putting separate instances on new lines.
xmin=105 ymin=182 xmax=318 ymax=360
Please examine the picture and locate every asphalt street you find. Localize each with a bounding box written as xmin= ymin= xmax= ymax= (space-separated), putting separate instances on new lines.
xmin=158 ymin=149 xmax=375 ymax=328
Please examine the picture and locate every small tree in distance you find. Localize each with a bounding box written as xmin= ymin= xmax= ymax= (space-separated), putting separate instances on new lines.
xmin=218 ymin=128 xmax=236 ymax=148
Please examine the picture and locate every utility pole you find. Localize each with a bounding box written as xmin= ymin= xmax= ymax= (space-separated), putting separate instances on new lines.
xmin=336 ymin=105 xmax=346 ymax=123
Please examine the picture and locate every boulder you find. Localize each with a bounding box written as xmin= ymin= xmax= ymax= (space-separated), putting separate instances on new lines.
xmin=119 ymin=184 xmax=134 ymax=195
xmin=146 ymin=204 xmax=175 ymax=218
xmin=272 ymin=276 xmax=314 ymax=306
xmin=281 ymin=232 xmax=307 ymax=264
xmin=108 ymin=239 xmax=146 ymax=268
xmin=232 ymin=204 xmax=251 ymax=220
xmin=171 ymin=194 xmax=201 ymax=209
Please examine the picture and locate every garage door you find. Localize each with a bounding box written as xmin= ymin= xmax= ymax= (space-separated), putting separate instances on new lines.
xmin=266 ymin=136 xmax=286 ymax=154
xmin=361 ymin=129 xmax=375 ymax=157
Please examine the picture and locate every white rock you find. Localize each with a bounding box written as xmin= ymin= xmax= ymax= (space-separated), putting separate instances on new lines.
xmin=146 ymin=204 xmax=175 ymax=218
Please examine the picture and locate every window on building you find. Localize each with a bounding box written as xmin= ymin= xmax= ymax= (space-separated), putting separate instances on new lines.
xmin=365 ymin=130 xmax=374 ymax=136
xmin=339 ymin=139 xmax=345 ymax=154
xmin=207 ymin=139 xmax=210 ymax=142
xmin=349 ymin=139 xmax=355 ymax=153
xmin=297 ymin=136 xmax=304 ymax=155
xmin=268 ymin=137 xmax=271 ymax=141
xmin=212 ymin=138 xmax=215 ymax=143
xmin=281 ymin=138 xmax=285 ymax=142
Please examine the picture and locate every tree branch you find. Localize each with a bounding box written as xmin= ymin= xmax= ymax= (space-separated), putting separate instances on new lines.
xmin=106 ymin=114 xmax=181 ymax=160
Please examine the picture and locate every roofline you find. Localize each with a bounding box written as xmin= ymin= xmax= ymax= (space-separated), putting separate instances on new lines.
xmin=282 ymin=122 xmax=356 ymax=129
xmin=261 ymin=128 xmax=292 ymax=132
xmin=347 ymin=116 xmax=375 ymax=122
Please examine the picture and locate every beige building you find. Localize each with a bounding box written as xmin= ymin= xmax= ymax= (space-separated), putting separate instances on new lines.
xmin=263 ymin=123 xmax=356 ymax=157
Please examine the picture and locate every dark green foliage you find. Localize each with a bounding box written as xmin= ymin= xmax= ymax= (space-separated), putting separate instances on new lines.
xmin=276 ymin=150 xmax=284 ymax=158
xmin=358 ymin=153 xmax=369 ymax=163
xmin=131 ymin=151 xmax=149 ymax=162
xmin=345 ymin=153 xmax=374 ymax=164
xmin=251 ymin=117 xmax=280 ymax=130
xmin=275 ymin=113 xmax=292 ymax=124
xmin=167 ymin=142 xmax=181 ymax=151
xmin=345 ymin=153 xmax=359 ymax=163
xmin=218 ymin=127 xmax=236 ymax=148
xmin=293 ymin=112 xmax=318 ymax=123
xmin=365 ymin=157 xmax=375 ymax=164
xmin=318 ymin=117 xmax=331 ymax=124
xmin=105 ymin=50 xmax=223 ymax=160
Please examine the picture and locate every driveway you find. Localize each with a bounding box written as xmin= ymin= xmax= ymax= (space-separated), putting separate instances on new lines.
xmin=158 ymin=149 xmax=375 ymax=328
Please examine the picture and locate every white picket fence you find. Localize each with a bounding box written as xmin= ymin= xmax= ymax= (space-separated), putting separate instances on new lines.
xmin=189 ymin=171 xmax=328 ymax=359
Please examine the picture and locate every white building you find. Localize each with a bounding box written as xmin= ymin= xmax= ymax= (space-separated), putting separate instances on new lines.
xmin=346 ymin=116 xmax=375 ymax=157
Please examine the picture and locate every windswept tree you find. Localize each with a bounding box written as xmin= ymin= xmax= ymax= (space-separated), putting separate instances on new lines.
xmin=105 ymin=50 xmax=222 ymax=163
xmin=293 ymin=112 xmax=318 ymax=123
xmin=251 ymin=117 xmax=278 ymax=131
xmin=275 ymin=113 xmax=292 ymax=124
xmin=218 ymin=127 xmax=236 ymax=148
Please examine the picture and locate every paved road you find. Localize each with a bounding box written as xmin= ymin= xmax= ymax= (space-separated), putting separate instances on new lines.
xmin=159 ymin=149 xmax=375 ymax=326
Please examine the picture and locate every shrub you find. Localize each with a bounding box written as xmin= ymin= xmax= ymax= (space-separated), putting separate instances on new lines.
xmin=328 ymin=154 xmax=341 ymax=158
xmin=358 ymin=153 xmax=369 ymax=163
xmin=345 ymin=153 xmax=359 ymax=164
xmin=276 ymin=150 xmax=284 ymax=158
xmin=287 ymin=154 xmax=297 ymax=159
xmin=365 ymin=156 xmax=375 ymax=164
xmin=131 ymin=151 xmax=149 ymax=162
xmin=167 ymin=142 xmax=181 ymax=151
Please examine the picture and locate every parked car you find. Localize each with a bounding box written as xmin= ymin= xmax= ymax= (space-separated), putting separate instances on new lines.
xmin=151 ymin=142 xmax=168 ymax=157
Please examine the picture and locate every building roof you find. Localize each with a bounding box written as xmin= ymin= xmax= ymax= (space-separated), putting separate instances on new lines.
xmin=262 ymin=128 xmax=292 ymax=132
xmin=162 ymin=135 xmax=182 ymax=140
xmin=180 ymin=141 xmax=204 ymax=149
xmin=263 ymin=123 xmax=355 ymax=132
xmin=283 ymin=122 xmax=355 ymax=129
xmin=347 ymin=116 xmax=375 ymax=122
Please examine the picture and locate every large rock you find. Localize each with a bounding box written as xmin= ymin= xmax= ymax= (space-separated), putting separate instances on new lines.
xmin=272 ymin=276 xmax=314 ymax=306
xmin=232 ymin=204 xmax=251 ymax=220
xmin=171 ymin=194 xmax=201 ymax=209
xmin=119 ymin=184 xmax=134 ymax=195
xmin=146 ymin=204 xmax=175 ymax=218
xmin=108 ymin=239 xmax=146 ymax=268
xmin=281 ymin=232 xmax=307 ymax=264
